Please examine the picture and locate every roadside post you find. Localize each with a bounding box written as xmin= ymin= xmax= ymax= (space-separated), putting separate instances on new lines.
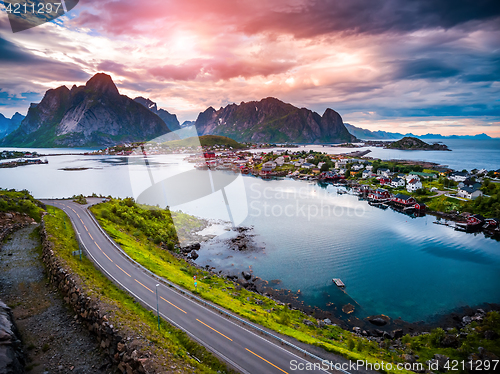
xmin=155 ymin=284 xmax=160 ymax=330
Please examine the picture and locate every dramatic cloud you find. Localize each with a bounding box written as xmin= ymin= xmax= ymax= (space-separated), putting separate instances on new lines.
xmin=0 ymin=0 xmax=499 ymax=136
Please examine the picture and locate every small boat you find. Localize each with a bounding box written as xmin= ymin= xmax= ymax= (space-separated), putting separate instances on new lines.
xmin=332 ymin=278 xmax=345 ymax=287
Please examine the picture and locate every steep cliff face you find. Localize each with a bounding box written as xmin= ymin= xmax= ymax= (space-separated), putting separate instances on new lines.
xmin=194 ymin=97 xmax=356 ymax=144
xmin=134 ymin=97 xmax=181 ymax=132
xmin=2 ymin=74 xmax=177 ymax=147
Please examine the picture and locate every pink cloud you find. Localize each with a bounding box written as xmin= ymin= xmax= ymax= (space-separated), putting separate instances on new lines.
xmin=149 ymin=58 xmax=295 ymax=81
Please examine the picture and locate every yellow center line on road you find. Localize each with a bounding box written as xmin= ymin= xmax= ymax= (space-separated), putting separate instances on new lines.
xmin=93 ymin=241 xmax=113 ymax=263
xmin=160 ymin=296 xmax=187 ymax=314
xmin=102 ymin=251 xmax=114 ymax=263
xmin=196 ymin=319 xmax=232 ymax=341
xmin=115 ymin=264 xmax=131 ymax=277
xmin=134 ymin=279 xmax=154 ymax=293
xmin=89 ymin=233 xmax=93 ymax=240
xmin=245 ymin=348 xmax=289 ymax=374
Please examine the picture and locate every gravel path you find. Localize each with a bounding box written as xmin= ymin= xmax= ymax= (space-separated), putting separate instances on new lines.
xmin=0 ymin=224 xmax=113 ymax=374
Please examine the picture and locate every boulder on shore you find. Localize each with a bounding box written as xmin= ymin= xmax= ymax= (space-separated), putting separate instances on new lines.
xmin=368 ymin=317 xmax=387 ymax=326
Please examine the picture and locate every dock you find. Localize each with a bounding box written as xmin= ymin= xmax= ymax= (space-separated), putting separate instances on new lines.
xmin=332 ymin=278 xmax=345 ymax=287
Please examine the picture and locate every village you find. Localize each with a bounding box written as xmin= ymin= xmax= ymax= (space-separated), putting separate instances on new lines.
xmin=183 ymin=145 xmax=500 ymax=236
xmin=0 ymin=150 xmax=48 ymax=168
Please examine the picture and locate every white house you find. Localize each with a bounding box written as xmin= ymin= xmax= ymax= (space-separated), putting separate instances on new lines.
xmin=262 ymin=161 xmax=276 ymax=170
xmin=335 ymin=159 xmax=348 ymax=168
xmin=405 ymin=174 xmax=420 ymax=182
xmin=302 ymin=162 xmax=315 ymax=169
xmin=391 ymin=177 xmax=405 ymax=188
xmin=362 ymin=169 xmax=373 ymax=179
xmin=352 ymin=164 xmax=364 ymax=171
xmin=318 ymin=162 xmax=326 ymax=169
xmin=457 ymin=186 xmax=483 ymax=200
xmin=275 ymin=157 xmax=285 ymax=166
xmin=377 ymin=168 xmax=390 ymax=177
xmin=406 ymin=178 xmax=423 ymax=192
xmin=365 ymin=165 xmax=373 ymax=171
xmin=449 ymin=171 xmax=469 ymax=182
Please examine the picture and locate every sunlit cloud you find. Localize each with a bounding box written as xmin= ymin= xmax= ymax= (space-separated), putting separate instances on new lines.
xmin=0 ymin=0 xmax=499 ymax=136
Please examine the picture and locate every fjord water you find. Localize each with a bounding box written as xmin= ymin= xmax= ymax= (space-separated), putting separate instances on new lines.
xmin=0 ymin=142 xmax=499 ymax=322
xmin=252 ymin=138 xmax=500 ymax=171
xmin=187 ymin=177 xmax=500 ymax=323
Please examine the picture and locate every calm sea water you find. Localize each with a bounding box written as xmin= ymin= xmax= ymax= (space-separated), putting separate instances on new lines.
xmin=252 ymin=139 xmax=500 ymax=171
xmin=188 ymin=178 xmax=500 ymax=322
xmin=0 ymin=142 xmax=499 ymax=322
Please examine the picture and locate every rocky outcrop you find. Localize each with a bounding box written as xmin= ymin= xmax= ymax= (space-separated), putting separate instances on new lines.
xmin=2 ymin=73 xmax=178 ymax=147
xmin=39 ymin=223 xmax=148 ymax=374
xmin=134 ymin=97 xmax=181 ymax=132
xmin=194 ymin=97 xmax=357 ymax=144
xmin=0 ymin=301 xmax=25 ymax=374
xmin=385 ymin=136 xmax=450 ymax=151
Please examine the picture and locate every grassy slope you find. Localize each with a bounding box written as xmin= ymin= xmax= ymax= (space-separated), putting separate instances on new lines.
xmin=90 ymin=201 xmax=413 ymax=374
xmin=161 ymin=135 xmax=245 ymax=149
xmin=43 ymin=205 xmax=235 ymax=374
xmin=0 ymin=188 xmax=45 ymax=221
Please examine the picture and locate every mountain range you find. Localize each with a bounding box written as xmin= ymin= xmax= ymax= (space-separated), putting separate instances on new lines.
xmin=194 ymin=97 xmax=357 ymax=144
xmin=0 ymin=73 xmax=493 ymax=147
xmin=0 ymin=112 xmax=24 ymax=139
xmin=1 ymin=74 xmax=177 ymax=147
xmin=344 ymin=123 xmax=492 ymax=140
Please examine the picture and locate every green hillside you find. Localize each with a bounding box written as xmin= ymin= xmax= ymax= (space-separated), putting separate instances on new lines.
xmin=162 ymin=135 xmax=245 ymax=149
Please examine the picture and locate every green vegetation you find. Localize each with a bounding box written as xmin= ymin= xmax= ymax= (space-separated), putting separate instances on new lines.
xmin=162 ymin=135 xmax=245 ymax=150
xmin=44 ymin=205 xmax=234 ymax=374
xmin=0 ymin=188 xmax=44 ymax=221
xmin=97 ymin=198 xmax=204 ymax=246
xmin=91 ymin=199 xmax=413 ymax=373
xmin=371 ymin=159 xmax=424 ymax=174
xmin=463 ymin=180 xmax=500 ymax=218
xmin=72 ymin=194 xmax=88 ymax=205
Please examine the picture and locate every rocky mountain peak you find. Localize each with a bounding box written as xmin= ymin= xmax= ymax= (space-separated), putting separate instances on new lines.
xmin=134 ymin=97 xmax=158 ymax=111
xmin=195 ymin=98 xmax=356 ymax=144
xmin=85 ymin=73 xmax=119 ymax=97
xmin=11 ymin=112 xmax=25 ymax=123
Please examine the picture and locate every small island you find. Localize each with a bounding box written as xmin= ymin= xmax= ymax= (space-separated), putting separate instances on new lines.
xmin=385 ymin=136 xmax=450 ymax=151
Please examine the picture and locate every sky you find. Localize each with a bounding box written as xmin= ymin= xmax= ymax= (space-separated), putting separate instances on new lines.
xmin=0 ymin=0 xmax=499 ymax=136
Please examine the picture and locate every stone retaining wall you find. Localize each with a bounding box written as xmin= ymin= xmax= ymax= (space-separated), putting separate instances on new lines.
xmin=39 ymin=222 xmax=148 ymax=374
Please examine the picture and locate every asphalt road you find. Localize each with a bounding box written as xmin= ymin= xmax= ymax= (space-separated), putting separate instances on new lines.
xmin=42 ymin=199 xmax=348 ymax=374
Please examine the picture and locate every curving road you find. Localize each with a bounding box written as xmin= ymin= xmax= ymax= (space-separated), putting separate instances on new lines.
xmin=42 ymin=199 xmax=350 ymax=374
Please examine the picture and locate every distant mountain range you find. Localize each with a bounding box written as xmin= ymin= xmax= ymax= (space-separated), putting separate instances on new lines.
xmin=194 ymin=97 xmax=357 ymax=144
xmin=0 ymin=112 xmax=24 ymax=139
xmin=344 ymin=123 xmax=493 ymax=141
xmin=0 ymin=73 xmax=494 ymax=147
xmin=1 ymin=74 xmax=178 ymax=147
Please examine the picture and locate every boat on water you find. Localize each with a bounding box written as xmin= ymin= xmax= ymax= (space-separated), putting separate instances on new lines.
xmin=455 ymin=214 xmax=485 ymax=231
xmin=332 ymin=278 xmax=345 ymax=287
